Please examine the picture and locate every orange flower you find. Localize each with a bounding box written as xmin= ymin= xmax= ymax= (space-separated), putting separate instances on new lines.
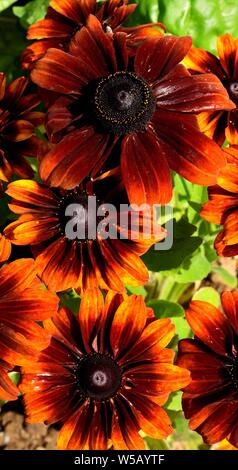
xmin=4 ymin=174 xmax=165 ymax=292
xmin=177 ymin=291 xmax=238 ymax=447
xmin=0 ymin=258 xmax=59 ymax=400
xmin=185 ymin=34 xmax=238 ymax=145
xmin=30 ymin=17 xmax=234 ymax=205
xmin=201 ymin=146 xmax=238 ymax=257
xmin=22 ymin=0 xmax=163 ymax=70
xmin=20 ymin=289 xmax=190 ymax=450
xmin=0 ymin=73 xmax=44 ymax=183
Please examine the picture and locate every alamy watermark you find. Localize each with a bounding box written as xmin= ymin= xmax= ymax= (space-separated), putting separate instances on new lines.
xmin=64 ymin=196 xmax=174 ymax=250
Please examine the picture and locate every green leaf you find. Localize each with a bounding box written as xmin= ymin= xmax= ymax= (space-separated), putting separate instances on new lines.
xmin=167 ymin=411 xmax=205 ymax=450
xmin=128 ymin=0 xmax=160 ymax=24
xmin=0 ymin=371 xmax=20 ymax=408
xmin=13 ymin=0 xmax=50 ymax=28
xmin=166 ymin=391 xmax=182 ymax=411
xmin=193 ymin=287 xmax=220 ymax=307
xmin=144 ymin=437 xmax=169 ymax=450
xmin=0 ymin=12 xmax=27 ymax=79
xmin=0 ymin=0 xmax=18 ymax=13
xmin=158 ymin=0 xmax=238 ymax=53
xmin=142 ymin=218 xmax=202 ymax=272
xmin=8 ymin=371 xmax=20 ymax=386
xmin=174 ymin=249 xmax=211 ymax=283
xmin=59 ymin=290 xmax=80 ymax=316
xmin=172 ymin=317 xmax=191 ymax=340
xmin=127 ymin=285 xmax=147 ymax=298
xmin=148 ymin=299 xmax=184 ymax=318
xmin=130 ymin=0 xmax=238 ymax=56
xmin=212 ymin=266 xmax=237 ymax=288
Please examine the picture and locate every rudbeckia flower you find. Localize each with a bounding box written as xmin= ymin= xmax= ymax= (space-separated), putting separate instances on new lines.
xmin=201 ymin=146 xmax=238 ymax=257
xmin=0 ymin=258 xmax=59 ymax=400
xmin=177 ymin=291 xmax=238 ymax=447
xmin=22 ymin=0 xmax=163 ymax=70
xmin=4 ymin=172 xmax=165 ymax=292
xmin=0 ymin=73 xmax=44 ymax=183
xmin=31 ymin=16 xmax=234 ymax=205
xmin=185 ymin=34 xmax=238 ymax=145
xmin=20 ymin=289 xmax=190 ymax=450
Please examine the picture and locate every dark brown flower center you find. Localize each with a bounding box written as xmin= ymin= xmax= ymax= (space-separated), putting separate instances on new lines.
xmin=94 ymin=71 xmax=156 ymax=136
xmin=77 ymin=353 xmax=122 ymax=400
xmin=57 ymin=188 xmax=102 ymax=242
xmin=228 ymin=81 xmax=238 ymax=105
xmin=225 ymin=356 xmax=238 ymax=390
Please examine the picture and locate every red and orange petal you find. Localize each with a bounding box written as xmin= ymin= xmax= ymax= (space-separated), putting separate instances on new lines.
xmin=0 ymin=73 xmax=44 ymax=181
xmin=217 ymin=34 xmax=238 ymax=78
xmin=30 ymin=19 xmax=233 ymax=205
xmin=0 ymin=259 xmax=59 ymax=366
xmin=21 ymin=290 xmax=190 ymax=450
xmin=177 ymin=294 xmax=238 ymax=447
xmin=4 ymin=178 xmax=164 ymax=292
xmin=22 ymin=0 xmax=142 ymax=69
xmin=201 ymin=146 xmax=238 ymax=256
xmin=0 ymin=233 xmax=11 ymax=264
xmin=184 ymin=34 xmax=238 ymax=145
xmin=0 ymin=360 xmax=19 ymax=402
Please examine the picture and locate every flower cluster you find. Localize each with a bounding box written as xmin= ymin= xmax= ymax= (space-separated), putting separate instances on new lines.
xmin=1 ymin=0 xmax=238 ymax=451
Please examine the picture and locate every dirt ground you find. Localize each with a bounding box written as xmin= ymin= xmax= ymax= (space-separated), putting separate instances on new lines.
xmin=0 ymin=400 xmax=57 ymax=450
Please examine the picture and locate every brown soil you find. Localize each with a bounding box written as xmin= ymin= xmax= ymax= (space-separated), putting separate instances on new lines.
xmin=0 ymin=401 xmax=57 ymax=450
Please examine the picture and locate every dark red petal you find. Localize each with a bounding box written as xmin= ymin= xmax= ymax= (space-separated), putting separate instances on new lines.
xmin=186 ymin=300 xmax=233 ymax=357
xmin=197 ymin=111 xmax=227 ymax=145
xmin=57 ymin=401 xmax=93 ymax=450
xmin=2 ymin=120 xmax=34 ymax=142
xmin=112 ymin=397 xmax=145 ymax=450
xmin=109 ymin=4 xmax=137 ymax=29
xmin=155 ymin=74 xmax=234 ymax=113
xmin=22 ymin=39 xmax=63 ymax=70
xmin=217 ymin=34 xmax=238 ymax=77
xmin=35 ymin=238 xmax=81 ymax=292
xmin=6 ymin=179 xmax=58 ymax=212
xmin=0 ymin=72 xmax=6 ymax=100
xmin=190 ymin=402 xmax=238 ymax=445
xmin=153 ymin=110 xmax=227 ymax=186
xmin=121 ymin=128 xmax=172 ymax=205
xmin=0 ymin=259 xmax=36 ymax=297
xmin=69 ymin=15 xmax=117 ymax=74
xmin=50 ymin=0 xmax=95 ymax=23
xmin=0 ymin=288 xmax=59 ymax=321
xmin=221 ymin=291 xmax=238 ymax=336
xmin=28 ymin=18 xmax=73 ymax=39
xmin=226 ymin=110 xmax=238 ymax=145
xmin=110 ymin=295 xmax=147 ymax=359
xmin=31 ymin=48 xmax=96 ymax=93
xmin=215 ymin=230 xmax=238 ymax=257
xmin=135 ymin=35 xmax=192 ymax=83
xmin=177 ymin=339 xmax=227 ymax=395
xmin=184 ymin=47 xmax=226 ymax=81
xmin=78 ymin=288 xmax=105 ymax=352
xmin=123 ymin=390 xmax=173 ymax=439
xmin=40 ymin=127 xmax=110 ymax=189
xmin=4 ymin=77 xmax=28 ymax=107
